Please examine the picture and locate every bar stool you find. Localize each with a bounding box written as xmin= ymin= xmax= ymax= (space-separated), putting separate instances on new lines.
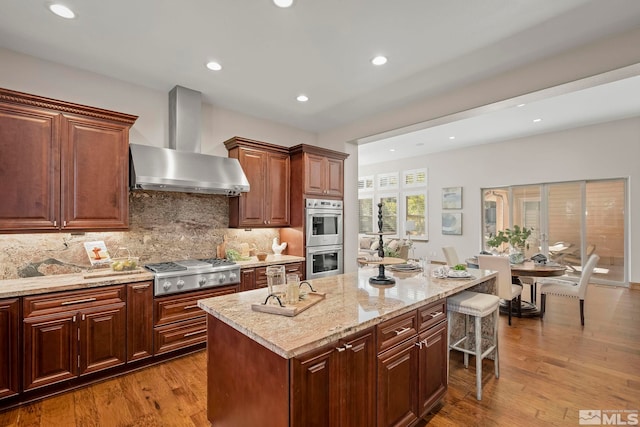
xmin=447 ymin=291 xmax=500 ymax=400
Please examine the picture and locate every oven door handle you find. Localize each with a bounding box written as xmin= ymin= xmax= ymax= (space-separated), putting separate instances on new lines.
xmin=307 ymin=245 xmax=343 ymax=255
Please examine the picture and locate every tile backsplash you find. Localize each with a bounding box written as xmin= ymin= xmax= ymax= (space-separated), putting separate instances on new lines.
xmin=0 ymin=191 xmax=278 ymax=279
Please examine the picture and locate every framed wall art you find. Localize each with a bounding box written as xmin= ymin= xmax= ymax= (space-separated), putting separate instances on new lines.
xmin=442 ymin=212 xmax=462 ymax=235
xmin=442 ymin=186 xmax=462 ymax=209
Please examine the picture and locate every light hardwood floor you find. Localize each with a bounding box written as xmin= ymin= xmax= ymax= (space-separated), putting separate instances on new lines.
xmin=1 ymin=284 xmax=638 ymax=426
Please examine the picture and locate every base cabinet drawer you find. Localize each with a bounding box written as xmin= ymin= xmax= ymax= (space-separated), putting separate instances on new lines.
xmin=154 ymin=317 xmax=207 ymax=355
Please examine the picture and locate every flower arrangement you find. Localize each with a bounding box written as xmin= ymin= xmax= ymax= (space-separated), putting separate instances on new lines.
xmin=486 ymin=225 xmax=533 ymax=252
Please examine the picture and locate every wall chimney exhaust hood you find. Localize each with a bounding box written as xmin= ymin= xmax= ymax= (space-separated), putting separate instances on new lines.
xmin=129 ymin=86 xmax=250 ymax=196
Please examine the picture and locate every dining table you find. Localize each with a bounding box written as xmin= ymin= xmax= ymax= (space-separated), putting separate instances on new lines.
xmin=466 ymin=256 xmax=567 ymax=317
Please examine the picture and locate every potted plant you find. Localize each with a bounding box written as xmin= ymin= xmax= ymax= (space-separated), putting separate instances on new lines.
xmin=486 ymin=225 xmax=533 ymax=263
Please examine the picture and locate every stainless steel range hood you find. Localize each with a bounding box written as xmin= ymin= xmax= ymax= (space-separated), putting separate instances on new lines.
xmin=129 ymin=86 xmax=250 ymax=196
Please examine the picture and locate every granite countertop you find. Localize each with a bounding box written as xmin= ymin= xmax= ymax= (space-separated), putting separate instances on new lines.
xmin=198 ymin=266 xmax=497 ymax=359
xmin=234 ymin=254 xmax=305 ymax=269
xmin=0 ymin=269 xmax=155 ymax=298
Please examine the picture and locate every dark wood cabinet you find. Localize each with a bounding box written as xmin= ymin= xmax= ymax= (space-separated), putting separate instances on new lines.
xmin=0 ymin=88 xmax=137 ymax=233
xmin=291 ymin=328 xmax=376 ymax=427
xmin=289 ymin=144 xmax=348 ymax=201
xmin=225 ymin=137 xmax=290 ymax=228
xmin=417 ymin=321 xmax=448 ymax=415
xmin=376 ymin=300 xmax=448 ymax=427
xmin=240 ymin=269 xmax=256 ymax=292
xmin=240 ymin=262 xmax=304 ymax=292
xmin=126 ymin=281 xmax=154 ymax=362
xmin=0 ymin=298 xmax=20 ymax=399
xmin=153 ymin=286 xmax=238 ymax=355
xmin=22 ymin=286 xmax=126 ymax=390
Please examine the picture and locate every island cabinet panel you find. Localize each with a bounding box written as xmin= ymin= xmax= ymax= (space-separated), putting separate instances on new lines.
xmin=377 ymin=333 xmax=420 ymax=427
xmin=417 ymin=322 xmax=448 ymax=415
xmin=126 ymin=281 xmax=153 ymax=362
xmin=0 ymin=298 xmax=20 ymax=399
xmin=207 ymin=316 xmax=289 ymax=427
xmin=0 ymin=88 xmax=137 ymax=233
xmin=22 ymin=285 xmax=126 ymax=390
xmin=291 ymin=328 xmax=376 ymax=427
xmin=225 ymin=137 xmax=290 ymax=228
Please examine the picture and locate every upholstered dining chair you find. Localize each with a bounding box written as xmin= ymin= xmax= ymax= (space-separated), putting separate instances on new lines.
xmin=477 ymin=255 xmax=522 ymax=326
xmin=442 ymin=246 xmax=460 ymax=266
xmin=538 ymin=253 xmax=600 ymax=326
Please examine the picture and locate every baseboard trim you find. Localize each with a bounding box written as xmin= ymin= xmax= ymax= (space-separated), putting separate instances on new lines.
xmin=630 ymin=282 xmax=640 ymax=291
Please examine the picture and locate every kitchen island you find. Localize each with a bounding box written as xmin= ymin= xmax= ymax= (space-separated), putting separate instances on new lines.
xmin=198 ymin=266 xmax=497 ymax=427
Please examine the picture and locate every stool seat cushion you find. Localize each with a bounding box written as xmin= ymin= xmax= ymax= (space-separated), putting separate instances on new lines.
xmin=447 ymin=291 xmax=500 ymax=317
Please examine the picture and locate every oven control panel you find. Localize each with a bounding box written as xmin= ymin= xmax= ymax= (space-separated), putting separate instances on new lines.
xmin=306 ymin=198 xmax=343 ymax=209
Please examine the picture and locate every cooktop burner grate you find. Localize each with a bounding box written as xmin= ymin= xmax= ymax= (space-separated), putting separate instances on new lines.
xmin=144 ymin=262 xmax=188 ymax=273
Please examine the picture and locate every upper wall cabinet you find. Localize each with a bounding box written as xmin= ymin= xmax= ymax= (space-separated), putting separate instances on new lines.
xmin=0 ymin=88 xmax=138 ymax=233
xmin=225 ymin=137 xmax=290 ymax=228
xmin=289 ymin=144 xmax=349 ymax=199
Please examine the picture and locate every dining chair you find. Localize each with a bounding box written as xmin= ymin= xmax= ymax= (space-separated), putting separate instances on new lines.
xmin=538 ymin=253 xmax=600 ymax=326
xmin=477 ymin=255 xmax=522 ymax=326
xmin=442 ymin=246 xmax=460 ymax=266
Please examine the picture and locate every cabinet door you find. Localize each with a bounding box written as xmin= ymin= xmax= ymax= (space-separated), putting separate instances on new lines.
xmin=0 ymin=299 xmax=19 ymax=399
xmin=79 ymin=302 xmax=127 ymax=375
xmin=417 ymin=321 xmax=448 ymax=416
xmin=23 ymin=312 xmax=77 ymax=390
xmin=266 ymin=152 xmax=290 ymax=226
xmin=127 ymin=282 xmax=154 ymax=362
xmin=0 ymin=102 xmax=60 ymax=231
xmin=377 ymin=338 xmax=419 ymax=427
xmin=325 ymin=157 xmax=344 ymax=197
xmin=237 ymin=148 xmax=267 ymax=226
xmin=304 ymin=153 xmax=326 ymax=196
xmin=61 ymin=114 xmax=129 ymax=230
xmin=339 ymin=330 xmax=376 ymax=427
xmin=291 ymin=344 xmax=337 ymax=427
xmin=240 ymin=269 xmax=256 ymax=292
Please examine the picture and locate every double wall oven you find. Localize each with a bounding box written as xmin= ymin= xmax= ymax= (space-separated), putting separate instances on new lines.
xmin=305 ymin=198 xmax=343 ymax=279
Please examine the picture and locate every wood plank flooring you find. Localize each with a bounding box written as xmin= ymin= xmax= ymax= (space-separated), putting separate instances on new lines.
xmin=1 ymin=284 xmax=638 ymax=426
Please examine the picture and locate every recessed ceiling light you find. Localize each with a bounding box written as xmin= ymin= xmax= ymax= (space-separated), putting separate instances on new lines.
xmin=206 ymin=61 xmax=222 ymax=71
xmin=49 ymin=4 xmax=76 ymax=19
xmin=296 ymin=94 xmax=309 ymax=102
xmin=273 ymin=0 xmax=293 ymax=7
xmin=449 ymin=136 xmax=456 ymax=140
xmin=389 ymin=148 xmax=395 ymax=152
xmin=371 ymin=56 xmax=388 ymax=66
xmin=533 ymin=118 xmax=542 ymax=123
xmin=517 ymin=103 xmax=526 ymax=107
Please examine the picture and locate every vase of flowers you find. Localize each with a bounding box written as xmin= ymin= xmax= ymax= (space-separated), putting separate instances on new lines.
xmin=486 ymin=225 xmax=533 ymax=264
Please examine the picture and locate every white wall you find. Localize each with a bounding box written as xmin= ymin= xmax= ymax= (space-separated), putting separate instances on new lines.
xmin=359 ymin=117 xmax=640 ymax=283
xmin=0 ymin=47 xmax=317 ymax=158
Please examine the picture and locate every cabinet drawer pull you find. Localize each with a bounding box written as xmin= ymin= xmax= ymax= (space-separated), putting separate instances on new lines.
xmin=183 ymin=304 xmax=200 ymax=310
xmin=394 ymin=327 xmax=411 ymax=336
xmin=429 ymin=311 xmax=443 ymax=318
xmin=336 ymin=343 xmax=353 ymax=352
xmin=415 ymin=341 xmax=423 ymax=349
xmin=183 ymin=329 xmax=206 ymax=337
xmin=61 ymin=297 xmax=97 ymax=306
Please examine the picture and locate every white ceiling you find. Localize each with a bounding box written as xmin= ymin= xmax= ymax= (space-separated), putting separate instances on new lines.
xmin=358 ymin=72 xmax=640 ymax=165
xmin=1 ymin=0 xmax=640 ymax=149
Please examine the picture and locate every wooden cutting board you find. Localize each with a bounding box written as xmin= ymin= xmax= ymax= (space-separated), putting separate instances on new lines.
xmin=82 ymin=268 xmax=146 ymax=279
xmin=251 ymin=292 xmax=326 ymax=317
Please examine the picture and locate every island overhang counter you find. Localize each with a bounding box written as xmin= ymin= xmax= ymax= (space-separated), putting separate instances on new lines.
xmin=198 ymin=267 xmax=497 ymax=427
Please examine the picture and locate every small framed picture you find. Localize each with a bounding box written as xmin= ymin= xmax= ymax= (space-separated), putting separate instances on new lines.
xmin=442 ymin=186 xmax=462 ymax=209
xmin=83 ymin=241 xmax=111 ymax=266
xmin=442 ymin=213 xmax=462 ymax=235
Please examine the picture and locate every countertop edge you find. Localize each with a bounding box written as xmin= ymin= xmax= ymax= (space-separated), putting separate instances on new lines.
xmin=0 ymin=271 xmax=155 ymax=298
xmin=199 ymin=271 xmax=497 ymax=359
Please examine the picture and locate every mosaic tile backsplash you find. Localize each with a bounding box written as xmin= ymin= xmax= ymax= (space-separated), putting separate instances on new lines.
xmin=0 ymin=191 xmax=279 ymax=279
